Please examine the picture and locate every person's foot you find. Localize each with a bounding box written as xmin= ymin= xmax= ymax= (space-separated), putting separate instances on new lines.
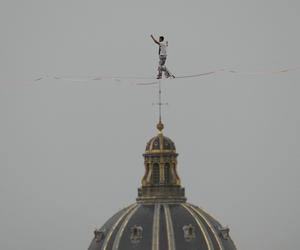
xmin=156 ymin=75 xmax=162 ymax=79
xmin=166 ymin=75 xmax=175 ymax=79
xmin=165 ymin=72 xmax=175 ymax=79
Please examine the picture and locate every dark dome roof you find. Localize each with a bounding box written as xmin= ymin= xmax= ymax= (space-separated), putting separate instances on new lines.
xmin=88 ymin=203 xmax=237 ymax=250
xmin=87 ymin=123 xmax=237 ymax=250
xmin=145 ymin=133 xmax=176 ymax=153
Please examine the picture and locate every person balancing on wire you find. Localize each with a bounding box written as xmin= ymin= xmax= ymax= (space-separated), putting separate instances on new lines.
xmin=151 ymin=34 xmax=175 ymax=79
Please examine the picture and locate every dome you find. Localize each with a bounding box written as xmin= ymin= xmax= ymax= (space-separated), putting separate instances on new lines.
xmin=87 ymin=122 xmax=237 ymax=250
xmin=88 ymin=203 xmax=237 ymax=250
xmin=145 ymin=121 xmax=176 ymax=154
xmin=145 ymin=133 xmax=176 ymax=153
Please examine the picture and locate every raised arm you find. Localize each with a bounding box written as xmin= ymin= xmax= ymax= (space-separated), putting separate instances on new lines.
xmin=151 ymin=34 xmax=160 ymax=45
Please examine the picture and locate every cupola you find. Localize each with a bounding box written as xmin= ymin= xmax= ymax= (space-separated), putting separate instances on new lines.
xmin=137 ymin=121 xmax=186 ymax=203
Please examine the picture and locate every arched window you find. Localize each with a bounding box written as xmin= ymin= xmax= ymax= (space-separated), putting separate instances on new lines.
xmin=130 ymin=225 xmax=143 ymax=243
xmin=152 ymin=163 xmax=160 ymax=185
xmin=164 ymin=163 xmax=170 ymax=184
xmin=183 ymin=224 xmax=195 ymax=241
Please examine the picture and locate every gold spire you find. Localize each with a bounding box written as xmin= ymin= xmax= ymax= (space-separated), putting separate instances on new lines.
xmin=155 ymin=80 xmax=167 ymax=133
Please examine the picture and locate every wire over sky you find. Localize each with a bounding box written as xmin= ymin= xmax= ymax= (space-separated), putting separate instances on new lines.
xmin=34 ymin=65 xmax=300 ymax=85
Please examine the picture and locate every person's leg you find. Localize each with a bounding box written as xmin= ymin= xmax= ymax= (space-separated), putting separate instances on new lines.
xmin=164 ymin=67 xmax=175 ymax=78
xmin=157 ymin=65 xmax=162 ymax=79
xmin=162 ymin=56 xmax=174 ymax=78
xmin=164 ymin=66 xmax=170 ymax=78
xmin=157 ymin=56 xmax=165 ymax=79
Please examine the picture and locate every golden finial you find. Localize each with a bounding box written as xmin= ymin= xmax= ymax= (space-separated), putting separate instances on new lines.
xmin=157 ymin=120 xmax=164 ymax=132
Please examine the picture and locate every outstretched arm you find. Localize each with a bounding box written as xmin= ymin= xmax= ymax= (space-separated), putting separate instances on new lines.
xmin=151 ymin=34 xmax=160 ymax=45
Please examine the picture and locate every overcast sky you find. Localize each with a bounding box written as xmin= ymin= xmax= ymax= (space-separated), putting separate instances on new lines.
xmin=1 ymin=1 xmax=300 ymax=250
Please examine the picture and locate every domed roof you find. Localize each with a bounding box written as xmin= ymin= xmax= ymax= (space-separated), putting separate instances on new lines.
xmin=88 ymin=203 xmax=237 ymax=250
xmin=144 ymin=121 xmax=176 ymax=154
xmin=145 ymin=133 xmax=176 ymax=153
xmin=87 ymin=122 xmax=237 ymax=250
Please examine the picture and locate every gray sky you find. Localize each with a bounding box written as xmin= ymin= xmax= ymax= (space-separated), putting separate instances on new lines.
xmin=1 ymin=1 xmax=300 ymax=249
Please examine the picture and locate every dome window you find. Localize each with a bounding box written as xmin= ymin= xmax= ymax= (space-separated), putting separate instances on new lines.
xmin=164 ymin=163 xmax=170 ymax=184
xmin=183 ymin=224 xmax=196 ymax=241
xmin=130 ymin=225 xmax=143 ymax=243
xmin=218 ymin=226 xmax=230 ymax=240
xmin=152 ymin=163 xmax=160 ymax=185
xmin=93 ymin=229 xmax=105 ymax=242
xmin=152 ymin=138 xmax=160 ymax=150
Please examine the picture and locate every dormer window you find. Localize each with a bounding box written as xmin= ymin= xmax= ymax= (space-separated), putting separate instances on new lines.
xmin=183 ymin=224 xmax=196 ymax=241
xmin=152 ymin=138 xmax=160 ymax=150
xmin=94 ymin=229 xmax=105 ymax=242
xmin=130 ymin=225 xmax=143 ymax=243
xmin=218 ymin=226 xmax=230 ymax=240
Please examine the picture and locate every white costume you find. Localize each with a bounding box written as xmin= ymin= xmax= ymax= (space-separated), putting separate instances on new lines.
xmin=157 ymin=41 xmax=173 ymax=79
